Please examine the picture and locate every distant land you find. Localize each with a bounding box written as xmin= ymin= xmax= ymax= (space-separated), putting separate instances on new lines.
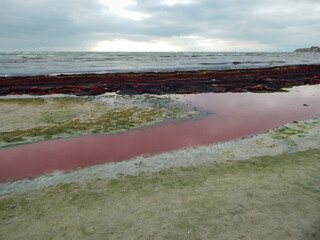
xmin=295 ymin=46 xmax=320 ymax=52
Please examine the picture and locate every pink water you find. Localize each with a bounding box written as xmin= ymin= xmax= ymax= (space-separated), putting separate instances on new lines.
xmin=1 ymin=85 xmax=320 ymax=182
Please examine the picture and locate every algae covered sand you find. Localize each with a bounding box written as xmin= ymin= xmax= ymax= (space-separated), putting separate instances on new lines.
xmin=1 ymin=98 xmax=320 ymax=239
xmin=2 ymin=117 xmax=319 ymax=194
xmin=1 ymin=148 xmax=320 ymax=240
xmin=0 ymin=94 xmax=195 ymax=147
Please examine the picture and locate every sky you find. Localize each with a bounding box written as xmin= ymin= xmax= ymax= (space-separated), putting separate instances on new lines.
xmin=1 ymin=0 xmax=319 ymax=52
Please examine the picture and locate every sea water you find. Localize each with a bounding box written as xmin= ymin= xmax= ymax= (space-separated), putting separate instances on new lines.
xmin=0 ymin=51 xmax=320 ymax=77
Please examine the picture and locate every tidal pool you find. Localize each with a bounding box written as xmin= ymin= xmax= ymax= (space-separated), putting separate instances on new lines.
xmin=1 ymin=85 xmax=320 ymax=182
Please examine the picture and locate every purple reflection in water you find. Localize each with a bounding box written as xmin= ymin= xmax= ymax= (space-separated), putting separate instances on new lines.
xmin=0 ymin=85 xmax=320 ymax=182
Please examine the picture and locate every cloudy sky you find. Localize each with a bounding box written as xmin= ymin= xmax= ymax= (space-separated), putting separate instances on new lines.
xmin=1 ymin=0 xmax=319 ymax=52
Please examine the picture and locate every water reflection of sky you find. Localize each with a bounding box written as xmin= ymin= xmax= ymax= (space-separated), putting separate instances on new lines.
xmin=1 ymin=85 xmax=320 ymax=182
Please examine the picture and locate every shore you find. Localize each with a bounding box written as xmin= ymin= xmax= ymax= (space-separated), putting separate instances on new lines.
xmin=1 ymin=65 xmax=320 ymax=239
xmin=1 ymin=65 xmax=320 ymax=96
xmin=1 ymin=116 xmax=320 ymax=194
xmin=1 ymin=84 xmax=320 ymax=183
xmin=1 ymin=140 xmax=319 ymax=239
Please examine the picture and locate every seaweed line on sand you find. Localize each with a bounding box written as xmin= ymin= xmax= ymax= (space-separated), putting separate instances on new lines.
xmin=1 ymin=117 xmax=320 ymax=195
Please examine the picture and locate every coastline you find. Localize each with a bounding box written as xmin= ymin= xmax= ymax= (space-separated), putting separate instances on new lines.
xmin=1 ymin=116 xmax=320 ymax=195
xmin=1 ymin=64 xmax=320 ymax=239
xmin=1 ymin=119 xmax=320 ymax=239
xmin=1 ymin=84 xmax=320 ymax=183
xmin=1 ymin=64 xmax=320 ymax=96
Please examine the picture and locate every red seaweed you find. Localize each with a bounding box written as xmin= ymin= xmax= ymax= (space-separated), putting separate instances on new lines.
xmin=1 ymin=65 xmax=319 ymax=96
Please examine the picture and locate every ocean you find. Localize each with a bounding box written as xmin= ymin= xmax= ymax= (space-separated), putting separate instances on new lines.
xmin=0 ymin=51 xmax=320 ymax=77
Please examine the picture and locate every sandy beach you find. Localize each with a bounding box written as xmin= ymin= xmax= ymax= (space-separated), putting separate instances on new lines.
xmin=1 ymin=119 xmax=320 ymax=239
xmin=2 ymin=0 xmax=320 ymax=237
xmin=1 ymin=89 xmax=320 ymax=239
xmin=1 ymin=84 xmax=320 ymax=183
xmin=1 ymin=67 xmax=320 ymax=239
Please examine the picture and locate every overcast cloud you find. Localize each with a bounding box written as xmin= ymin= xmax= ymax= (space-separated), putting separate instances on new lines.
xmin=1 ymin=0 xmax=319 ymax=51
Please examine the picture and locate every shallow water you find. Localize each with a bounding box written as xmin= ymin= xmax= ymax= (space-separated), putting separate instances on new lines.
xmin=0 ymin=85 xmax=320 ymax=182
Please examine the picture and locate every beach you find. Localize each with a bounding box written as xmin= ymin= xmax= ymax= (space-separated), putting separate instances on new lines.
xmin=1 ymin=135 xmax=320 ymax=239
xmin=1 ymin=59 xmax=320 ymax=239
xmin=1 ymin=84 xmax=320 ymax=184
xmin=2 ymin=0 xmax=320 ymax=236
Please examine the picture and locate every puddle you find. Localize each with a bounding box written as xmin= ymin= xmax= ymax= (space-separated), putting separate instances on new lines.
xmin=1 ymin=85 xmax=320 ymax=182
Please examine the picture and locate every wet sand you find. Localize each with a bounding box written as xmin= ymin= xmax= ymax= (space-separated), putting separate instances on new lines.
xmin=0 ymin=85 xmax=320 ymax=183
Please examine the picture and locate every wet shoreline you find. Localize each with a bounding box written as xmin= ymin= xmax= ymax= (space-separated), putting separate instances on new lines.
xmin=1 ymin=117 xmax=319 ymax=194
xmin=1 ymin=84 xmax=320 ymax=183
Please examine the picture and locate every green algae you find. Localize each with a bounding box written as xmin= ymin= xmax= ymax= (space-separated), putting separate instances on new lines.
xmin=0 ymin=98 xmax=47 ymax=105
xmin=270 ymin=121 xmax=317 ymax=140
xmin=1 ymin=149 xmax=320 ymax=239
xmin=0 ymin=96 xmax=189 ymax=147
xmin=216 ymin=151 xmax=236 ymax=159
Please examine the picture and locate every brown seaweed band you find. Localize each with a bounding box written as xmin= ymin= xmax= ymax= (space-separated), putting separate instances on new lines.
xmin=0 ymin=65 xmax=319 ymax=96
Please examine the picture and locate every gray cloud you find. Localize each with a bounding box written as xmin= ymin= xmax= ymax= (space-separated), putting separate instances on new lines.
xmin=0 ymin=0 xmax=319 ymax=51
